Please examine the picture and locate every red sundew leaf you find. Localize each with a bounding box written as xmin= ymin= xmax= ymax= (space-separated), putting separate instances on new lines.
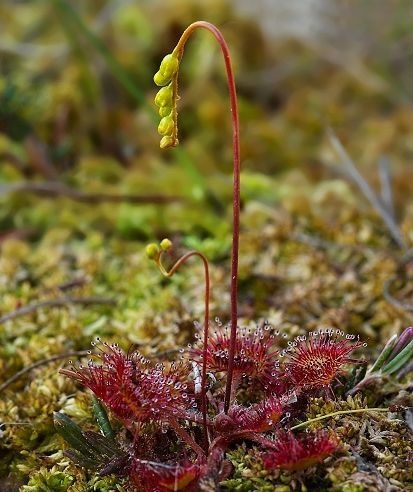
xmin=129 ymin=459 xmax=203 ymax=492
xmin=60 ymin=343 xmax=193 ymax=424
xmin=227 ymin=396 xmax=285 ymax=432
xmin=263 ymin=430 xmax=339 ymax=472
xmin=283 ymin=334 xmax=364 ymax=391
xmin=191 ymin=323 xmax=279 ymax=386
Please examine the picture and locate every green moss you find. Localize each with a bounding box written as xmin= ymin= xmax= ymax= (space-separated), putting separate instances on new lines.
xmin=22 ymin=468 xmax=74 ymax=492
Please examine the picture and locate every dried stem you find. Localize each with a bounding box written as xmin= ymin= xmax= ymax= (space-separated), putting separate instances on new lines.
xmin=1 ymin=181 xmax=179 ymax=204
xmin=0 ymin=296 xmax=116 ymax=324
xmin=41 ymin=277 xmax=88 ymax=294
xmin=328 ymin=129 xmax=406 ymax=249
xmin=0 ymin=350 xmax=90 ymax=393
xmin=383 ymin=277 xmax=413 ymax=312
xmin=172 ymin=21 xmax=240 ymax=415
xmin=290 ymin=408 xmax=389 ymax=431
xmin=378 ymin=156 xmax=395 ymax=220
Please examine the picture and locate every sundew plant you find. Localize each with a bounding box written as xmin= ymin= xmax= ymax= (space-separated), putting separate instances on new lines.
xmin=56 ymin=21 xmax=413 ymax=491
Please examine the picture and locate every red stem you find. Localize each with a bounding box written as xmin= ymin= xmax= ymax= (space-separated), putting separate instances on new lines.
xmin=158 ymin=250 xmax=210 ymax=450
xmin=174 ymin=21 xmax=240 ymax=414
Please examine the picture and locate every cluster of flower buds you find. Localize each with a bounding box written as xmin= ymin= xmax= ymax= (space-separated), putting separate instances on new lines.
xmin=154 ymin=53 xmax=180 ymax=148
xmin=145 ymin=238 xmax=173 ymax=263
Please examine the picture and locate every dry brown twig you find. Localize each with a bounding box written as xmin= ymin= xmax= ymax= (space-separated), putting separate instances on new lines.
xmin=40 ymin=277 xmax=89 ymax=294
xmin=328 ymin=129 xmax=413 ymax=314
xmin=0 ymin=181 xmax=180 ymax=204
xmin=0 ymin=296 xmax=116 ymax=325
xmin=328 ymin=129 xmax=406 ymax=250
xmin=0 ymin=350 xmax=91 ymax=393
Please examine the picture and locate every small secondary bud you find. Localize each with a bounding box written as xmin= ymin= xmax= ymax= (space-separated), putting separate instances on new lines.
xmin=145 ymin=243 xmax=159 ymax=260
xmin=153 ymin=54 xmax=179 ymax=86
xmin=160 ymin=238 xmax=173 ymax=251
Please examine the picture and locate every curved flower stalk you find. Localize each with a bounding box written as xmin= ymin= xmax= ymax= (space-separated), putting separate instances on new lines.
xmin=146 ymin=238 xmax=210 ymax=449
xmin=153 ymin=21 xmax=241 ymax=414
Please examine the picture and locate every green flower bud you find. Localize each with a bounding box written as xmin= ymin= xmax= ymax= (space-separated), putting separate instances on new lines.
xmin=154 ymin=84 xmax=173 ymax=108
xmin=159 ymin=106 xmax=172 ymax=117
xmin=145 ymin=243 xmax=159 ymax=260
xmin=160 ymin=135 xmax=176 ymax=149
xmin=160 ymin=238 xmax=173 ymax=251
xmin=153 ymin=54 xmax=179 ymax=86
xmin=153 ymin=71 xmax=165 ymax=86
xmin=158 ymin=115 xmax=174 ymax=136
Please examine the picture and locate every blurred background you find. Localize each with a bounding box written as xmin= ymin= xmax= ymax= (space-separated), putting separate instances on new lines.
xmin=0 ymin=0 xmax=413 ymax=348
xmin=1 ymin=0 xmax=413 ymax=211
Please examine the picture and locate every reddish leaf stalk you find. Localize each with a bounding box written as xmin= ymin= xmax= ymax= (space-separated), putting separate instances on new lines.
xmin=204 ymin=430 xmax=279 ymax=483
xmin=168 ymin=417 xmax=206 ymax=459
xmin=173 ymin=21 xmax=241 ymax=414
